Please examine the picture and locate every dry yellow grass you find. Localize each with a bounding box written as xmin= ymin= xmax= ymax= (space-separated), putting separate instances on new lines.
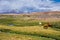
xmin=0 ymin=25 xmax=60 ymax=36
xmin=0 ymin=32 xmax=42 ymax=40
xmin=0 ymin=32 xmax=54 ymax=40
xmin=0 ymin=25 xmax=60 ymax=40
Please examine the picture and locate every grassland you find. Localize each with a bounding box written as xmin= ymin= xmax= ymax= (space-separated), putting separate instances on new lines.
xmin=0 ymin=15 xmax=60 ymax=40
xmin=0 ymin=32 xmax=55 ymax=40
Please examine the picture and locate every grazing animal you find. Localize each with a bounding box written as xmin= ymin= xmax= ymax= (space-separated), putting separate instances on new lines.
xmin=43 ymin=23 xmax=52 ymax=29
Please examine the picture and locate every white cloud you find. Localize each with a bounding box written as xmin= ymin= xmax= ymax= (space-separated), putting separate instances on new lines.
xmin=0 ymin=0 xmax=60 ymax=13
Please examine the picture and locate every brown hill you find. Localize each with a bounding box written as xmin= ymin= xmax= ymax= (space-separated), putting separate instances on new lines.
xmin=24 ymin=11 xmax=60 ymax=18
xmin=24 ymin=11 xmax=60 ymax=22
xmin=0 ymin=11 xmax=60 ymax=22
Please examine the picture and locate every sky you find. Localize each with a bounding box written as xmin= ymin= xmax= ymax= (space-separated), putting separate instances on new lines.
xmin=0 ymin=0 xmax=60 ymax=13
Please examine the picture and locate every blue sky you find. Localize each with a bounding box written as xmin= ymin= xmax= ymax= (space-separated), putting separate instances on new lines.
xmin=0 ymin=0 xmax=60 ymax=13
xmin=53 ymin=0 xmax=60 ymax=3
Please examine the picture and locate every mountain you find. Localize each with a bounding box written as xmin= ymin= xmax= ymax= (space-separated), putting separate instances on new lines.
xmin=0 ymin=11 xmax=60 ymax=22
xmin=1 ymin=11 xmax=60 ymax=18
xmin=29 ymin=11 xmax=60 ymax=18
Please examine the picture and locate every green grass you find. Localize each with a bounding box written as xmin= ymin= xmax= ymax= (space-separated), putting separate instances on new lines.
xmin=0 ymin=16 xmax=60 ymax=29
xmin=0 ymin=15 xmax=60 ymax=40
xmin=0 ymin=17 xmax=60 ymax=29
xmin=0 ymin=32 xmax=55 ymax=40
xmin=0 ymin=25 xmax=60 ymax=40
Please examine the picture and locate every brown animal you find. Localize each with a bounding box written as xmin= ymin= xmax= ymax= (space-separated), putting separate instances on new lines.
xmin=43 ymin=23 xmax=52 ymax=29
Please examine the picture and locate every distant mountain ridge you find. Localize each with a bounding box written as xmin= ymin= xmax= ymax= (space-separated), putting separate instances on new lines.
xmin=0 ymin=11 xmax=60 ymax=18
xmin=0 ymin=11 xmax=60 ymax=15
xmin=0 ymin=11 xmax=60 ymax=22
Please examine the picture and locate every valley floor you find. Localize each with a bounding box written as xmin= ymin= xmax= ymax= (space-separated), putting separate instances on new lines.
xmin=0 ymin=25 xmax=60 ymax=40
